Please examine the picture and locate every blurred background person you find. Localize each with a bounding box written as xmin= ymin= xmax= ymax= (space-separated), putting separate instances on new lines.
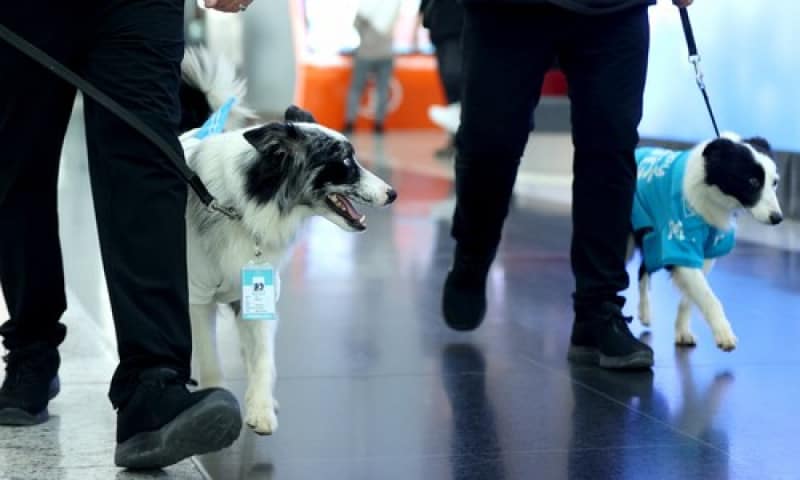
xmin=344 ymin=0 xmax=404 ymax=135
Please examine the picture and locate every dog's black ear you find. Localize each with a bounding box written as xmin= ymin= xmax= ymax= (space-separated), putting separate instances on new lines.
xmin=243 ymin=122 xmax=305 ymax=152
xmin=243 ymin=123 xmax=283 ymax=152
xmin=702 ymin=137 xmax=737 ymax=165
xmin=242 ymin=125 xmax=294 ymax=205
xmin=284 ymin=105 xmax=316 ymax=124
xmin=744 ymin=136 xmax=773 ymax=157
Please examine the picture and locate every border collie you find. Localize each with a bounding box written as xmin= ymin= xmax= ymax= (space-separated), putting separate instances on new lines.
xmin=179 ymin=48 xmax=396 ymax=434
xmin=630 ymin=133 xmax=782 ymax=352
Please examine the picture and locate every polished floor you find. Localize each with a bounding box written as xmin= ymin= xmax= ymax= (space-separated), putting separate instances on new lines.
xmin=2 ymin=115 xmax=800 ymax=479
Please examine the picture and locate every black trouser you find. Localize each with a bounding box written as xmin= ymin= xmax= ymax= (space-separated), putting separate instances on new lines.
xmin=0 ymin=0 xmax=190 ymax=408
xmin=432 ymin=36 xmax=463 ymax=104
xmin=453 ymin=4 xmax=649 ymax=309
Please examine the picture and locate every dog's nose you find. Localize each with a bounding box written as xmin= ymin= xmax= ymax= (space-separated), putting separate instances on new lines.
xmin=769 ymin=212 xmax=783 ymax=225
xmin=385 ymin=188 xmax=397 ymax=205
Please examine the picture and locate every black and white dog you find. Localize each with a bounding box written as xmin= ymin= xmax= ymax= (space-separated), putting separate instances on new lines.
xmin=179 ymin=48 xmax=396 ymax=434
xmin=630 ymin=133 xmax=782 ymax=352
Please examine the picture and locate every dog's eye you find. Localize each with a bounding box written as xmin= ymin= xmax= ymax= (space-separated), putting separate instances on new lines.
xmin=773 ymin=178 xmax=779 ymax=188
xmin=344 ymin=157 xmax=353 ymax=167
xmin=749 ymin=177 xmax=762 ymax=189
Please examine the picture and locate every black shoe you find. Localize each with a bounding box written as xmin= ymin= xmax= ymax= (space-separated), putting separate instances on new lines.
xmin=568 ymin=302 xmax=654 ymax=369
xmin=374 ymin=123 xmax=385 ymax=135
xmin=442 ymin=247 xmax=495 ymax=331
xmin=115 ymin=368 xmax=242 ymax=470
xmin=342 ymin=122 xmax=354 ymax=136
xmin=0 ymin=343 xmax=60 ymax=426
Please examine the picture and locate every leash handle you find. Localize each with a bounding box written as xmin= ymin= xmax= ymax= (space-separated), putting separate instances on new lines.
xmin=0 ymin=22 xmax=241 ymax=220
xmin=677 ymin=7 xmax=720 ymax=138
xmin=679 ymin=7 xmax=699 ymax=59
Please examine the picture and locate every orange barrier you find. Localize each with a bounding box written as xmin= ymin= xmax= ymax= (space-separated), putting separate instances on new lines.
xmin=295 ymin=54 xmax=446 ymax=131
xmin=294 ymin=54 xmax=568 ymax=132
xmin=289 ymin=0 xmax=568 ymax=131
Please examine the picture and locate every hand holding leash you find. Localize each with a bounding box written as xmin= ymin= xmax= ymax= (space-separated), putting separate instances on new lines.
xmin=673 ymin=0 xmax=694 ymax=7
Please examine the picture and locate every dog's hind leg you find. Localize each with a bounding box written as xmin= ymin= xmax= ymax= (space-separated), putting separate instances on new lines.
xmin=233 ymin=301 xmax=279 ymax=435
xmin=190 ymin=303 xmax=224 ymax=388
xmin=672 ymin=262 xmax=736 ymax=351
xmin=638 ymin=261 xmax=652 ymax=327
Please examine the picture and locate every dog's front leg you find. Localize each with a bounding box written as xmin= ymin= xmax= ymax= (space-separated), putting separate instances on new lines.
xmin=233 ymin=302 xmax=279 ymax=435
xmin=674 ymin=294 xmax=696 ymax=346
xmin=674 ymin=260 xmax=714 ymax=346
xmin=190 ymin=303 xmax=224 ymax=388
xmin=671 ymin=265 xmax=737 ymax=351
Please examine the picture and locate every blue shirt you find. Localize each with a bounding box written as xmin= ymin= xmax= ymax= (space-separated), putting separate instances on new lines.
xmin=632 ymin=147 xmax=735 ymax=273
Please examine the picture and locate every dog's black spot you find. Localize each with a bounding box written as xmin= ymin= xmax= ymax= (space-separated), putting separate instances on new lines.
xmin=703 ymin=138 xmax=765 ymax=208
xmin=229 ymin=301 xmax=241 ymax=316
xmin=308 ymin=138 xmax=359 ymax=189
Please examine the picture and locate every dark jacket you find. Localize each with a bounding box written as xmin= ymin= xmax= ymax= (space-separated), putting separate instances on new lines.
xmin=459 ymin=0 xmax=656 ymax=15
xmin=419 ymin=0 xmax=464 ymax=43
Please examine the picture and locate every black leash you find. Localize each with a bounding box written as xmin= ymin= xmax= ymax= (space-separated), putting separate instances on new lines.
xmin=678 ymin=6 xmax=721 ymax=138
xmin=0 ymin=23 xmax=242 ymax=221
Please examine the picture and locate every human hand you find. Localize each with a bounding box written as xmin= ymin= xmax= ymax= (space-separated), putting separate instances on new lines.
xmin=673 ymin=0 xmax=694 ymax=7
xmin=204 ymin=0 xmax=253 ymax=13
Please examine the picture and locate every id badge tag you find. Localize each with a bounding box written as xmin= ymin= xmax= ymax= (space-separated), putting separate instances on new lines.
xmin=241 ymin=263 xmax=277 ymax=320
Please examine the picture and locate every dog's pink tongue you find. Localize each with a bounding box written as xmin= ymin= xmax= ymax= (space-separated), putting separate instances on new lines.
xmin=336 ymin=194 xmax=361 ymax=220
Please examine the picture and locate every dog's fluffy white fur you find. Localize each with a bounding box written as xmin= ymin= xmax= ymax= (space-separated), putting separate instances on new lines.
xmin=179 ymin=48 xmax=395 ymax=434
xmin=631 ymin=132 xmax=783 ymax=352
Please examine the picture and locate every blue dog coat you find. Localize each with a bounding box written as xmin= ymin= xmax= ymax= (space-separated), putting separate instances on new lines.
xmin=632 ymin=147 xmax=735 ymax=273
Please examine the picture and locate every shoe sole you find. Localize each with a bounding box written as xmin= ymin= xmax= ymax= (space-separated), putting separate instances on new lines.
xmin=0 ymin=376 xmax=61 ymax=426
xmin=567 ymin=346 xmax=653 ymax=370
xmin=114 ymin=390 xmax=242 ymax=470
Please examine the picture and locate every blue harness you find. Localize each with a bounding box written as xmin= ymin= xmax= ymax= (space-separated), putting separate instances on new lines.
xmin=194 ymin=97 xmax=237 ymax=140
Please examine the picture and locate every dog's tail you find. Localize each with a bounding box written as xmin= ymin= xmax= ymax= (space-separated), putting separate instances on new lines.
xmin=179 ymin=46 xmax=257 ymax=133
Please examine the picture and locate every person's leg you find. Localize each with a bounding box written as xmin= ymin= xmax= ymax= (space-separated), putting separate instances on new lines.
xmin=558 ymin=6 xmax=653 ymax=368
xmin=0 ymin=4 xmax=84 ymax=425
xmin=373 ymin=57 xmax=394 ymax=132
xmin=344 ymin=57 xmax=370 ymax=131
xmin=443 ymin=4 xmax=559 ymax=331
xmin=82 ymin=0 xmax=240 ymax=467
xmin=433 ymin=36 xmax=462 ymax=105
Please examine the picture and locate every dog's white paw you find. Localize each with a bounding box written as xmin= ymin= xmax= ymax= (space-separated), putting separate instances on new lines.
xmin=245 ymin=401 xmax=279 ymax=435
xmin=675 ymin=330 xmax=697 ymax=347
xmin=714 ymin=327 xmax=738 ymax=352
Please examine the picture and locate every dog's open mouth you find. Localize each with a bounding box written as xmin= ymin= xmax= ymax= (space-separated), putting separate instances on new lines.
xmin=326 ymin=193 xmax=366 ymax=230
